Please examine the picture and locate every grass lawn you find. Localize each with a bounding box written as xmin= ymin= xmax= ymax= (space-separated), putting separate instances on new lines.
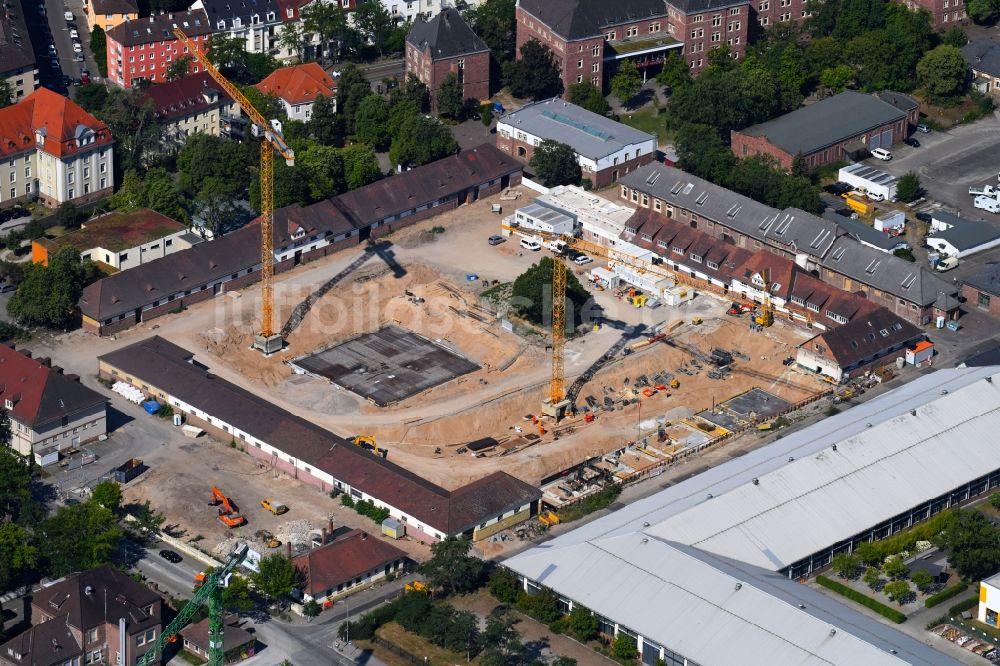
xmin=176 ymin=650 xmax=204 ymax=665
xmin=368 ymin=622 xmax=478 ymax=665
xmin=617 ymin=107 xmax=667 ymax=140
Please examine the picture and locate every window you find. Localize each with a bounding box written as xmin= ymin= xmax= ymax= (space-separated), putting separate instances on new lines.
xmin=707 ymin=260 xmax=720 ymax=270
xmin=136 ymin=629 xmax=156 ymax=646
xmin=690 ymin=253 xmax=703 ymax=263
xmin=592 ymin=63 xmax=599 ymax=72
xmin=729 ymin=21 xmax=741 ymax=30
xmin=759 ymin=0 xmax=769 ymax=8
xmin=592 ymin=45 xmax=600 ymax=56
xmin=649 ymin=21 xmax=661 ymax=31
xmin=979 ymin=292 xmax=990 ymax=309
xmin=641 ymin=233 xmax=652 ymax=242
xmin=606 ymin=30 xmax=616 ymax=40
xmin=827 ymin=310 xmax=848 ymax=324
xmin=712 ymin=31 xmax=721 ymax=42
xmin=653 ymin=199 xmax=662 ymax=212
xmin=693 ymin=13 xmax=704 ymax=21
xmin=577 ymin=59 xmax=583 ymax=68
xmin=591 ymin=76 xmax=599 ymax=86
xmin=712 ymin=14 xmax=722 ymax=25
xmin=87 ymin=629 xmax=98 ymax=644
xmin=730 ymin=6 xmax=741 ymax=14
xmin=576 ymin=75 xmax=583 ymax=83
xmin=627 ymin=26 xmax=638 ymax=37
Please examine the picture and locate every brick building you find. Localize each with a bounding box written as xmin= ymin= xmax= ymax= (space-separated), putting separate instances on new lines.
xmin=962 ymin=265 xmax=1000 ymax=318
xmin=965 ymin=39 xmax=1000 ymax=101
xmin=731 ymin=90 xmax=918 ymax=170
xmin=106 ymin=10 xmax=212 ymax=89
xmin=496 ymin=98 xmax=656 ymax=187
xmin=515 ymin=0 xmax=749 ymax=92
xmin=295 ymin=529 xmax=409 ymax=603
xmin=0 ymin=565 xmax=162 ymax=666
xmin=902 ymin=0 xmax=966 ymax=28
xmin=0 ymin=87 xmax=114 ymax=208
xmin=752 ymin=0 xmax=810 ymax=28
xmin=405 ymin=8 xmax=490 ymax=110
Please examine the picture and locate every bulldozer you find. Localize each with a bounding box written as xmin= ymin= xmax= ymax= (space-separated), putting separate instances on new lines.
xmin=210 ymin=486 xmax=246 ymax=527
xmin=255 ymin=529 xmax=282 ymax=549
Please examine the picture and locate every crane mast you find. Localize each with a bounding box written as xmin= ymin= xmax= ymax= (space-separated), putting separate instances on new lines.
xmin=173 ymin=28 xmax=294 ymax=354
xmin=542 ymin=255 xmax=570 ymax=420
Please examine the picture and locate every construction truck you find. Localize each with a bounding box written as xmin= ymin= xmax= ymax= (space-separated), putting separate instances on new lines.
xmin=260 ymin=498 xmax=288 ymax=515
xmin=210 ymin=486 xmax=246 ymax=528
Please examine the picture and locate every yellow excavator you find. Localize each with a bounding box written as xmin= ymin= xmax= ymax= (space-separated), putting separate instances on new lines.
xmin=353 ymin=435 xmax=388 ymax=458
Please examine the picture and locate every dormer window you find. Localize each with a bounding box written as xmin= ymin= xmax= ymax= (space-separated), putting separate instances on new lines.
xmin=233 ymin=17 xmax=242 ymax=27
xmin=217 ymin=20 xmax=225 ymax=29
xmin=291 ymin=229 xmax=305 ymax=240
xmin=4 ymin=399 xmax=12 ymax=409
xmin=266 ymin=10 xmax=275 ymax=20
xmin=251 ymin=13 xmax=259 ymax=24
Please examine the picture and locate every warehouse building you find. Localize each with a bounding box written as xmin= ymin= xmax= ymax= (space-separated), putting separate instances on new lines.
xmin=98 ymin=337 xmax=540 ymax=542
xmin=504 ymin=366 xmax=1000 ymax=665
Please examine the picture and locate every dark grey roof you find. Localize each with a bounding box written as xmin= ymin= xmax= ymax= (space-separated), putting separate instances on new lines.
xmin=0 ymin=1 xmax=36 ymax=77
xmin=1 ymin=617 xmax=81 ymax=666
xmin=405 ymin=8 xmax=488 ymax=59
xmin=962 ymin=341 xmax=1000 ymax=366
xmin=33 ymin=564 xmax=160 ymax=634
xmin=928 ymin=218 xmax=1000 ymax=252
xmin=963 ymin=38 xmax=1000 ymax=78
xmin=813 ymin=308 xmax=923 ymax=368
xmin=964 ymin=264 xmax=1000 ymax=296
xmin=822 ymin=211 xmax=905 ymax=253
xmin=498 ymin=98 xmax=656 ymax=160
xmin=619 ymin=163 xmax=839 ymax=259
xmin=875 ymin=91 xmax=919 ymax=113
xmin=199 ymin=0 xmax=282 ymax=27
xmin=518 ymin=0 xmax=667 ymax=40
xmin=737 ymin=91 xmax=908 ymax=156
xmin=107 ymin=10 xmax=211 ymax=47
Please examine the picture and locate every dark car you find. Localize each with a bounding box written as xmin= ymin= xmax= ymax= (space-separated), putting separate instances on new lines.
xmin=158 ymin=549 xmax=182 ymax=563
xmin=915 ymin=211 xmax=933 ymax=223
xmin=904 ymin=137 xmax=920 ymax=148
xmin=487 ymin=235 xmax=505 ymax=246
xmin=823 ymin=182 xmax=853 ymax=196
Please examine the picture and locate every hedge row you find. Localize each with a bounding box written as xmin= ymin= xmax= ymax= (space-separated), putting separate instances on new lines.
xmin=948 ymin=596 xmax=980 ymax=616
xmin=816 ymin=576 xmax=906 ymax=623
xmin=924 ymin=582 xmax=969 ymax=608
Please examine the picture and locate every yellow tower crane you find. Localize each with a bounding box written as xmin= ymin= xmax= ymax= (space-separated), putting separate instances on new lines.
xmin=174 ymin=28 xmax=295 ymax=354
xmin=542 ymin=255 xmax=570 ymax=420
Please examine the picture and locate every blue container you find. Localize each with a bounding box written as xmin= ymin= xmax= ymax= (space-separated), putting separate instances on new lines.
xmin=142 ymin=400 xmax=161 ymax=415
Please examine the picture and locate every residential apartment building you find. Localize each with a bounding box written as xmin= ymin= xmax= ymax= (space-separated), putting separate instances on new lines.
xmin=965 ymin=38 xmax=1000 ymax=101
xmin=405 ymin=8 xmax=490 ymax=110
xmin=139 ymin=72 xmax=241 ymax=151
xmin=617 ymin=162 xmax=959 ymax=325
xmin=0 ymin=87 xmax=114 ymax=209
xmin=84 ymin=0 xmax=139 ymax=34
xmin=106 ymin=10 xmax=212 ymax=89
xmin=190 ymin=0 xmax=301 ymax=59
xmin=255 ymin=63 xmax=336 ymax=122
xmin=32 ymin=208 xmax=199 ymax=270
xmin=0 ymin=344 xmax=107 ymax=460
xmin=0 ymin=566 xmax=162 ymax=666
xmin=0 ymin=2 xmax=39 ymax=105
xmin=496 ymin=98 xmax=656 ymax=187
xmin=902 ymin=0 xmax=966 ymax=27
xmin=752 ymin=0 xmax=810 ymax=28
xmin=516 ymin=0 xmax=749 ymax=93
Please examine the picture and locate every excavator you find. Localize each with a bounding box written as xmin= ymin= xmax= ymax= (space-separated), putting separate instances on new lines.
xmin=209 ymin=486 xmax=246 ymax=527
xmin=352 ymin=435 xmax=388 ymax=458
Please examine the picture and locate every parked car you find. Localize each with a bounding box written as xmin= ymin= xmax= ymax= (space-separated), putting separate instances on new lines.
xmin=0 ymin=283 xmax=16 ymax=294
xmin=935 ymin=256 xmax=959 ymax=272
xmin=64 ymin=10 xmax=73 ymax=20
xmin=915 ymin=211 xmax=933 ymax=223
xmin=904 ymin=137 xmax=920 ymax=148
xmin=73 ymin=53 xmax=83 ymax=62
xmin=867 ymin=192 xmax=885 ymax=202
xmin=573 ymin=254 xmax=593 ymax=265
xmin=69 ymin=28 xmax=78 ymax=39
xmin=915 ymin=124 xmax=931 ymax=133
xmin=158 ymin=549 xmax=182 ymax=563
xmin=487 ymin=235 xmax=504 ymax=246
xmin=519 ymin=236 xmax=542 ymax=251
xmin=80 ymin=71 xmax=90 ymax=84
xmin=72 ymin=42 xmax=82 ymax=53
xmin=823 ymin=182 xmax=853 ymax=196
xmin=47 ymin=43 xmax=57 ymax=55
xmin=870 ymin=148 xmax=892 ymax=161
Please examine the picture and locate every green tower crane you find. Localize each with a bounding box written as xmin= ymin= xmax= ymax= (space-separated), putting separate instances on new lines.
xmin=137 ymin=543 xmax=249 ymax=666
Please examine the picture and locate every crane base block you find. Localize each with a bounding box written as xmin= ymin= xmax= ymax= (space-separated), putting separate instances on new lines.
xmin=540 ymin=399 xmax=571 ymax=420
xmin=253 ymin=333 xmax=284 ymax=355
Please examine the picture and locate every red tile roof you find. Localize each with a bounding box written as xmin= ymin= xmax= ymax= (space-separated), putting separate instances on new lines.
xmin=294 ymin=529 xmax=407 ymax=596
xmin=0 ymin=344 xmax=106 ymax=429
xmin=255 ymin=63 xmax=335 ymax=105
xmin=0 ymin=87 xmax=112 ymax=159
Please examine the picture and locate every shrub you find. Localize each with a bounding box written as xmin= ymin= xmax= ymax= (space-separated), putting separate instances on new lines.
xmin=302 ymin=599 xmax=320 ymax=617
xmin=911 ymin=570 xmax=935 ymax=593
xmin=882 ymin=555 xmax=909 ymax=580
xmin=340 ymin=494 xmax=355 ymax=508
xmin=990 ymin=492 xmax=1000 ymax=511
xmin=816 ymin=576 xmax=906 ymax=623
xmin=548 ymin=618 xmax=567 ymax=634
xmin=488 ymin=568 xmax=521 ymax=604
xmin=862 ymin=567 xmax=883 ymax=590
xmin=559 ymin=485 xmax=623 ymax=523
xmin=924 ymin=582 xmax=968 ymax=608
xmin=516 ymin=587 xmax=563 ymax=624
xmin=832 ymin=552 xmax=861 ymax=580
xmin=568 ymin=604 xmax=599 ymax=641
xmin=611 ymin=634 xmax=639 ymax=661
xmin=947 ymin=595 xmax=979 ymax=616
xmin=883 ymin=580 xmax=912 ymax=605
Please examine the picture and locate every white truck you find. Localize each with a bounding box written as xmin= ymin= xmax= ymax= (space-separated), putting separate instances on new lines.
xmin=975 ymin=195 xmax=1000 ymax=213
xmin=969 ymin=184 xmax=998 ymax=197
xmin=545 ymin=239 xmax=569 ymax=254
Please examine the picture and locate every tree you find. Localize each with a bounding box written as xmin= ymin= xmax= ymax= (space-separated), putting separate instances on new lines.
xmin=40 ymin=501 xmax=121 ymax=577
xmin=855 ymin=541 xmax=882 ymax=566
xmin=844 ymin=31 xmax=905 ymax=91
xmin=437 ymin=73 xmax=464 ymax=120
xmin=487 ymin=567 xmax=521 ymax=603
xmin=530 ymin=140 xmax=581 ymax=187
xmin=177 ymin=134 xmax=249 ymax=198
xmin=611 ymin=634 xmax=638 ymax=661
xmin=353 ymin=1 xmax=394 ymax=57
xmin=302 ymin=599 xmax=321 ymax=618
xmin=301 ymin=2 xmax=353 ymax=63
xmin=942 ymin=26 xmax=969 ymax=48
xmin=353 ymin=95 xmax=391 ymax=149
xmin=0 ymin=81 xmax=14 ymax=109
xmin=674 ymin=122 xmax=735 ymax=183
xmin=128 ymin=500 xmax=165 ymax=541
xmin=894 ymin=248 xmax=916 ymax=262
xmin=0 ymin=445 xmax=38 ymax=524
xmin=278 ymin=22 xmax=307 ymax=63
xmin=419 ymin=536 xmax=483 ymax=595
xmin=223 ymin=574 xmax=255 ymax=612
xmin=567 ymin=82 xmax=609 ymax=116
xmin=862 ymin=566 xmax=882 ymax=590
xmin=340 ymin=144 xmax=382 ymax=190
xmin=552 ymin=658 xmax=578 ymax=666
xmin=251 ymin=553 xmax=300 ymax=602
xmin=55 ymin=202 xmax=83 ymax=230
xmin=481 ymin=605 xmax=522 ymax=662
xmin=165 ymin=55 xmax=193 ymax=81
xmin=832 ymin=552 xmax=861 ymax=579
xmin=8 ymin=247 xmax=100 ymax=329
xmin=610 ymin=60 xmax=642 ymax=107
xmin=917 ymin=45 xmax=969 ymax=103
xmin=510 ymin=256 xmax=592 ymax=327
xmin=142 ymin=168 xmax=188 ymax=222
xmin=298 ymin=142 xmax=345 ymax=202
xmin=90 ymin=26 xmax=108 ymax=77
xmin=464 ymin=0 xmax=517 ymax=63
xmin=883 ymin=579 xmax=911 ymax=605
xmin=896 ymin=172 xmax=922 ymax=202
xmin=250 ymin=157 xmax=310 ymax=210
xmin=74 ymin=84 xmax=109 ymax=113
xmin=819 ymin=65 xmax=854 ymax=94
xmin=336 ymin=64 xmax=373 ymax=135
xmin=882 ymin=555 xmax=908 ymax=580
xmin=90 ymin=480 xmax=123 ymax=513
xmin=966 ymin=0 xmax=1000 ymax=23
xmin=934 ymin=509 xmax=1000 ymax=581
xmin=503 ymin=39 xmax=563 ymax=100
xmin=567 ymin=604 xmax=599 ymax=641
xmin=307 ymin=94 xmax=342 ymax=146
xmin=387 ymin=99 xmax=420 ymax=138
xmin=911 ymin=569 xmax=935 ymax=593
xmin=109 ymin=170 xmax=145 ymax=212
xmin=193 ymin=179 xmax=241 ymax=238
xmin=656 ymin=52 xmax=692 ymax=94
xmin=389 ymin=115 xmax=458 ymax=169
xmin=0 ymin=522 xmax=37 ymax=592
xmin=389 ymin=74 xmax=430 ymax=113
xmin=98 ymin=89 xmax=161 ymax=173
xmin=207 ymin=34 xmax=250 ymax=79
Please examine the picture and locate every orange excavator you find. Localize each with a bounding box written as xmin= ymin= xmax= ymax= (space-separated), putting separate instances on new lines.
xmin=209 ymin=486 xmax=246 ymax=527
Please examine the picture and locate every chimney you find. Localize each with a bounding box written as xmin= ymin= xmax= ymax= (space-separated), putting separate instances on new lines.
xmin=38 ymin=357 xmax=51 ymax=367
xmin=286 ymin=542 xmax=292 ymax=558
xmin=328 ymin=517 xmax=334 ymax=534
xmin=52 ymin=366 xmax=63 ymax=374
xmin=361 ymin=532 xmax=367 ymax=540
xmin=21 ymin=349 xmax=31 ymax=357
xmin=321 ymin=527 xmax=327 ymax=544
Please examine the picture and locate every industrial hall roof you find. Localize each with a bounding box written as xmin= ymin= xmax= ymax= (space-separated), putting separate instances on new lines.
xmin=98 ymin=337 xmax=540 ymax=536
xmin=505 ymin=367 xmax=1000 ymax=665
xmin=963 ymin=263 xmax=1000 ymax=296
xmin=736 ymin=91 xmax=909 ymax=156
xmin=405 ymin=8 xmax=488 ymax=59
xmin=498 ymin=98 xmax=655 ymax=161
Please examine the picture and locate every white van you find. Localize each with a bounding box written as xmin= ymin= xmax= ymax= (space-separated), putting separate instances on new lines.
xmin=935 ymin=256 xmax=959 ymax=272
xmin=870 ymin=148 xmax=892 ymax=161
xmin=975 ymin=195 xmax=1000 ymax=213
xmin=520 ymin=236 xmax=542 ymax=251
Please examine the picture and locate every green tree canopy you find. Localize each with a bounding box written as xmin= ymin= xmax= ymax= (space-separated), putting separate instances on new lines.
xmin=911 ymin=569 xmax=934 ymax=593
xmin=896 ymin=172 xmax=922 ymax=202
xmin=463 ymin=0 xmax=517 ymax=63
xmin=510 ymin=256 xmax=592 ymax=328
xmin=223 ymin=575 xmax=255 ymax=612
xmin=336 ymin=64 xmax=374 ymax=135
xmin=437 ymin=73 xmax=465 ymax=120
xmin=7 ymin=247 xmax=101 ymax=329
xmin=883 ymin=579 xmax=911 ymax=604
xmin=0 ymin=444 xmax=38 ymax=524
xmin=40 ymin=500 xmax=121 ymax=577
xmin=55 ymin=202 xmax=83 ymax=230
xmin=935 ymin=509 xmax=1000 ymax=581
xmin=95 ymin=89 xmax=161 ymax=173
xmin=177 ymin=134 xmax=249 ymax=198
xmin=389 ymin=115 xmax=458 ymax=168
xmin=0 ymin=522 xmax=37 ymax=592
xmin=90 ymin=480 xmax=123 ymax=513
xmin=656 ymin=53 xmax=692 ymax=94
xmin=307 ymin=94 xmax=343 ymax=146
xmin=252 ymin=553 xmax=300 ymax=601
xmin=390 ymin=74 xmax=431 ymax=113
xmin=341 ymin=144 xmax=382 ymax=190
xmin=967 ymin=0 xmax=1000 ymax=23
xmin=917 ymin=44 xmax=969 ymax=103
xmin=73 ymin=84 xmax=109 ymax=113
xmin=419 ymin=536 xmax=484 ymax=595
xmin=567 ymin=82 xmax=610 ymax=116
xmin=353 ymin=1 xmax=395 ymax=57
xmin=567 ymin=604 xmax=599 ymax=641
xmin=503 ymin=39 xmax=564 ymax=100
xmin=530 ymin=139 xmax=581 ymax=187
xmin=90 ymin=26 xmax=108 ymax=77
xmin=353 ymin=95 xmax=391 ymax=149
xmin=297 ymin=142 xmax=346 ymax=201
xmin=610 ymin=60 xmax=643 ymax=107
